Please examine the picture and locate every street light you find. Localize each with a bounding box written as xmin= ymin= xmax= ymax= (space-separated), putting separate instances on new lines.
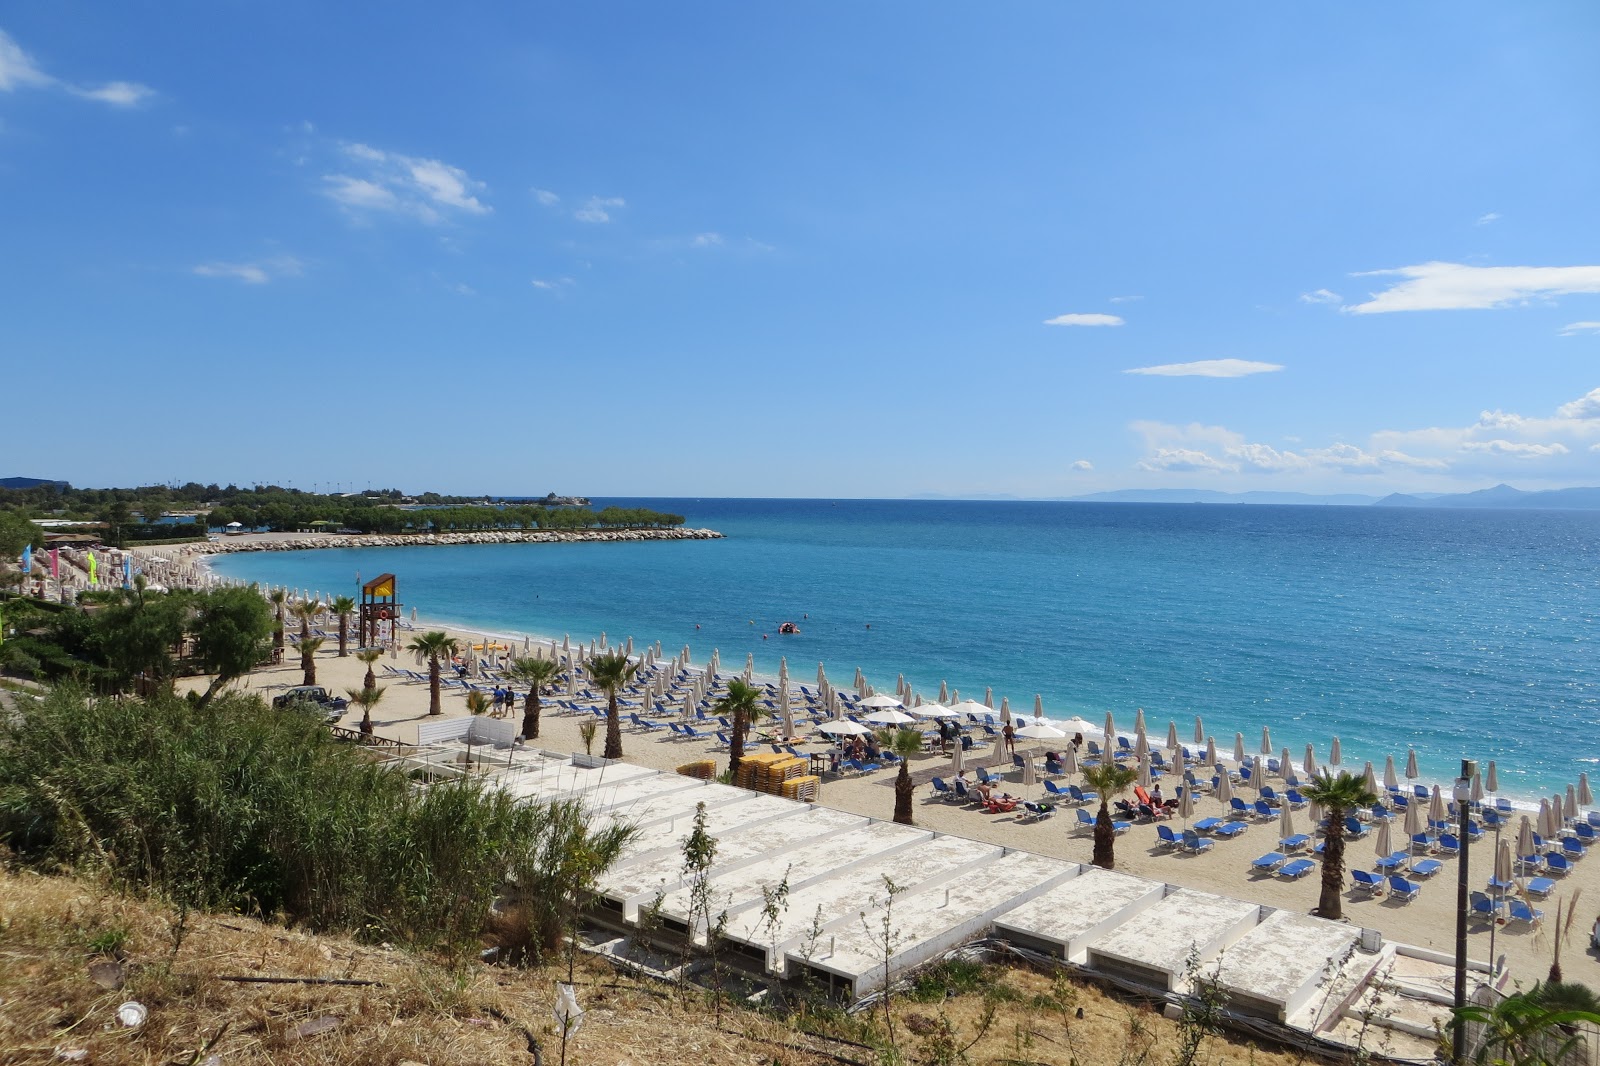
xmin=1452 ymin=757 xmax=1477 ymax=1066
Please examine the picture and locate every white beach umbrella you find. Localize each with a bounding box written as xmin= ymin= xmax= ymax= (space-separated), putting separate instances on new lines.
xmin=1232 ymin=732 xmax=1246 ymax=766
xmin=949 ymin=699 xmax=988 ymax=718
xmin=817 ymin=662 xmax=826 ymax=686
xmin=860 ymin=693 xmax=904 ymax=710
xmin=1261 ymin=726 xmax=1273 ymax=755
xmin=949 ymin=688 xmax=959 ymax=704
xmin=1384 ymin=755 xmax=1399 ymax=792
xmin=1471 ymin=771 xmax=1484 ymax=806
xmin=1581 ymin=773 xmax=1594 ymax=807
xmin=1215 ymin=773 xmax=1233 ymax=804
xmin=939 ymin=680 xmax=950 ymax=704
xmin=1204 ymin=737 xmax=1218 ymax=767
xmin=1193 ymin=716 xmax=1205 ymax=745
xmin=779 ymin=657 xmax=788 ymax=680
xmin=641 ymin=688 xmax=654 ymax=715
xmin=896 ymin=673 xmax=906 ymax=698
xmin=1104 ymin=711 xmax=1117 ymax=742
xmin=1565 ymin=785 xmax=1579 ymax=821
xmin=818 ymin=720 xmax=871 ymax=736
xmin=1134 ymin=707 xmax=1146 ymax=734
xmin=1373 ymin=819 xmax=1393 ymax=860
xmin=1279 ymin=802 xmax=1297 ymax=843
xmin=1020 ymin=755 xmax=1037 ymax=798
xmin=865 ymin=709 xmax=916 ymax=726
xmin=1060 ymin=716 xmax=1098 ymax=739
xmin=950 ymin=744 xmax=965 ymax=775
xmin=1172 ymin=745 xmax=1187 ymax=779
xmin=1016 ymin=721 xmax=1067 ymax=741
xmin=1034 ymin=693 xmax=1046 ymax=719
xmin=1303 ymin=745 xmax=1317 ymax=778
xmin=1280 ymin=747 xmax=1294 ymax=782
xmin=1330 ymin=736 xmax=1343 ymax=767
xmin=681 ymin=692 xmax=695 ymax=718
xmin=1137 ymin=759 xmax=1152 ymax=789
xmin=1494 ymin=838 xmax=1514 ymax=889
xmin=625 ymin=637 xmax=633 ymax=656
xmin=1517 ymin=816 xmax=1535 ymax=857
xmin=1363 ymin=761 xmax=1379 ymax=796
xmin=600 ymin=631 xmax=608 ymax=648
xmin=1308 ymin=800 xmax=1323 ymax=826
xmin=1062 ymin=744 xmax=1078 ymax=775
xmin=1000 ymin=697 xmax=1012 ymax=723
xmin=1252 ymin=755 xmax=1268 ymax=795
xmin=567 ymin=671 xmax=577 ymax=698
xmin=984 ymin=687 xmax=994 ymax=709
xmin=1405 ymin=748 xmax=1420 ymax=781
xmin=1134 ymin=731 xmax=1149 ymax=761
xmin=1178 ymin=784 xmax=1194 ymax=828
xmin=1429 ymin=786 xmax=1446 ymax=827
xmin=1404 ymin=802 xmax=1423 ymax=838
xmin=1166 ymin=721 xmax=1180 ymax=751
xmin=1540 ymin=799 xmax=1559 ymax=839
xmin=779 ymin=677 xmax=795 ymax=740
xmin=917 ymin=703 xmax=960 ymax=719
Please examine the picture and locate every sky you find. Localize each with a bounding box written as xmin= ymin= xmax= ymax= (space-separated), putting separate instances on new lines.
xmin=3 ymin=3 xmax=1599 ymax=499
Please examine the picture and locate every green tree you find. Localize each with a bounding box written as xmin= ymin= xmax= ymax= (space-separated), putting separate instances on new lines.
xmin=466 ymin=689 xmax=492 ymax=716
xmin=716 ymin=677 xmax=767 ymax=781
xmin=406 ymin=631 xmax=459 ymax=715
xmin=1301 ymin=769 xmax=1378 ymax=921
xmin=189 ymin=586 xmax=274 ymax=708
xmin=0 ymin=510 xmax=44 ymax=558
xmin=1455 ymin=987 xmax=1600 ymax=1066
xmin=888 ymin=727 xmax=925 ymax=825
xmin=1082 ymin=762 xmax=1138 ymax=869
xmin=94 ymin=580 xmax=192 ymax=695
xmin=330 ymin=595 xmax=356 ymax=657
xmin=298 ymin=636 xmax=325 ymax=687
xmin=508 ymin=657 xmax=562 ymax=741
xmin=355 ymin=646 xmax=383 ymax=692
xmin=586 ymin=650 xmax=637 ymax=760
xmin=290 ymin=599 xmax=318 ymax=644
xmin=267 ymin=588 xmax=288 ymax=659
xmin=100 ymin=501 xmax=133 ymax=547
xmin=346 ymin=685 xmax=385 ymax=735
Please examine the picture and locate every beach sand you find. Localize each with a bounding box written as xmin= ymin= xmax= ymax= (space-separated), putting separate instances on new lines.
xmin=185 ymin=611 xmax=1600 ymax=997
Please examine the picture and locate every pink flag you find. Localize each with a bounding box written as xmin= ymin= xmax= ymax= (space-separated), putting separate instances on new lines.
xmin=49 ymin=547 xmax=59 ymax=578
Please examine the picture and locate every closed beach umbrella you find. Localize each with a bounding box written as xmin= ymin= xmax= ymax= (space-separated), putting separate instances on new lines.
xmin=1037 ymin=694 xmax=1046 ymax=718
xmin=1204 ymin=736 xmax=1217 ymax=767
xmin=1303 ymin=745 xmax=1317 ymax=778
xmin=625 ymin=637 xmax=633 ymax=656
xmin=1405 ymin=748 xmax=1419 ymax=781
xmin=1362 ymin=761 xmax=1378 ymax=796
xmin=1330 ymin=737 xmax=1342 ymax=767
xmin=950 ymin=688 xmax=959 ymax=705
xmin=1374 ymin=818 xmax=1393 ymax=860
xmin=1233 ymin=733 xmax=1246 ymax=765
xmin=950 ymin=744 xmax=965 ymax=775
xmin=681 ymin=692 xmax=695 ymax=718
xmin=1178 ymin=784 xmax=1194 ymax=828
xmin=1404 ymin=802 xmax=1423 ymax=838
xmin=1581 ymin=773 xmax=1594 ymax=807
xmin=1384 ymin=755 xmax=1399 ymax=792
xmin=939 ymin=680 xmax=949 ymax=704
xmin=984 ymin=687 xmax=994 ymax=709
xmin=1193 ymin=716 xmax=1205 ymax=745
xmin=1541 ymin=799 xmax=1560 ymax=839
xmin=1517 ymin=816 xmax=1535 ymax=858
xmin=1021 ymin=756 xmax=1037 ymax=796
xmin=1134 ymin=707 xmax=1146 ymax=734
xmin=1172 ymin=745 xmax=1187 ymax=778
xmin=1000 ymin=697 xmax=1012 ymax=723
xmin=1280 ymin=747 xmax=1294 ymax=782
xmin=1215 ymin=773 xmax=1233 ymax=804
xmin=1063 ymin=743 xmax=1079 ymax=775
xmin=1134 ymin=731 xmax=1149 ymax=761
xmin=1494 ymin=838 xmax=1514 ymax=891
xmin=1166 ymin=721 xmax=1180 ymax=751
xmin=1261 ymin=726 xmax=1273 ymax=755
xmin=744 ymin=653 xmax=753 ymax=682
xmin=1137 ymin=759 xmax=1152 ymax=789
xmin=1429 ymin=786 xmax=1446 ymax=826
xmin=817 ymin=662 xmax=826 ymax=686
xmin=1471 ymin=771 xmax=1484 ymax=805
xmin=779 ymin=679 xmax=795 ymax=740
xmin=1308 ymin=800 xmax=1323 ymax=826
xmin=1279 ymin=802 xmax=1297 ymax=843
xmin=1566 ymin=785 xmax=1579 ymax=821
xmin=1104 ymin=711 xmax=1117 ymax=742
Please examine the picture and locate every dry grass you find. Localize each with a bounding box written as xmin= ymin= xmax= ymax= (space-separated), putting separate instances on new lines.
xmin=0 ymin=866 xmax=1333 ymax=1066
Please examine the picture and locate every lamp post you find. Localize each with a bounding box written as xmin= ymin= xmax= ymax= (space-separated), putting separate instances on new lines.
xmin=1452 ymin=757 xmax=1478 ymax=1066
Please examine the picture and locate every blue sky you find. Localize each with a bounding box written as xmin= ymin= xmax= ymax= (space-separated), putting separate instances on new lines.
xmin=3 ymin=3 xmax=1599 ymax=498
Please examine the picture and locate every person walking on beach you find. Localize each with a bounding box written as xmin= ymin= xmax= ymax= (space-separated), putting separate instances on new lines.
xmin=1002 ymin=721 xmax=1016 ymax=756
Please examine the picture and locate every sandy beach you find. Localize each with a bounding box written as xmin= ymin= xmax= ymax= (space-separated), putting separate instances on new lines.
xmin=170 ymin=570 xmax=1600 ymax=997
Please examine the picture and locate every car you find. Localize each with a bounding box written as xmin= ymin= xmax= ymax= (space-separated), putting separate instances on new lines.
xmin=272 ymin=685 xmax=349 ymax=722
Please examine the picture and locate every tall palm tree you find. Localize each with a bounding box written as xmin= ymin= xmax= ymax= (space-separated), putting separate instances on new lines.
xmin=508 ymin=657 xmax=562 ymax=740
xmin=330 ymin=595 xmax=357 ymax=656
xmin=268 ymin=588 xmax=288 ymax=659
xmin=586 ymin=650 xmax=637 ymax=760
xmin=406 ymin=630 xmax=460 ymax=716
xmin=717 ymin=677 xmax=767 ymax=781
xmin=346 ymin=685 xmax=385 ymax=735
xmin=291 ymin=600 xmax=319 ymax=646
xmin=1301 ymin=769 xmax=1377 ymax=920
xmin=298 ymin=636 xmax=325 ymax=686
xmin=1083 ymin=762 xmax=1138 ymax=869
xmin=888 ymin=728 xmax=925 ymax=825
xmin=355 ymin=646 xmax=383 ymax=692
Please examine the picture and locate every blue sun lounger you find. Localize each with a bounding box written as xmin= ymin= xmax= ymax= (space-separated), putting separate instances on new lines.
xmin=1275 ymin=858 xmax=1314 ymax=879
xmin=1251 ymin=852 xmax=1286 ymax=872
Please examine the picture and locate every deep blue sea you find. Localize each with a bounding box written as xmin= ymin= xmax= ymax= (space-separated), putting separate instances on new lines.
xmin=209 ymin=499 xmax=1600 ymax=799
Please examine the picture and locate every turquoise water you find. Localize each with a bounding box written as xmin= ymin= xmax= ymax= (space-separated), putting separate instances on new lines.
xmin=210 ymin=499 xmax=1600 ymax=798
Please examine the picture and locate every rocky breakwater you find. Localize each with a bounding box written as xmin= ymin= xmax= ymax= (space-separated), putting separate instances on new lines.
xmin=196 ymin=528 xmax=724 ymax=554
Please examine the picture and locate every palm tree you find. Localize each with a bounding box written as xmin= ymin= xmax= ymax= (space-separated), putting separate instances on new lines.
xmin=406 ymin=631 xmax=460 ymax=716
xmin=330 ymin=595 xmax=357 ymax=656
xmin=466 ymin=689 xmax=492 ymax=716
xmin=1301 ymin=769 xmax=1378 ymax=920
xmin=586 ymin=650 xmax=637 ymax=760
xmin=508 ymin=657 xmax=562 ymax=740
xmin=268 ymin=588 xmax=288 ymax=659
xmin=346 ymin=685 xmax=385 ymax=735
xmin=298 ymin=636 xmax=325 ymax=686
xmin=717 ymin=678 xmax=767 ymax=781
xmin=291 ymin=600 xmax=319 ymax=649
xmin=355 ymin=646 xmax=383 ymax=692
xmin=1455 ymin=987 xmax=1600 ymax=1066
xmin=888 ymin=728 xmax=925 ymax=825
xmin=1083 ymin=762 xmax=1138 ymax=869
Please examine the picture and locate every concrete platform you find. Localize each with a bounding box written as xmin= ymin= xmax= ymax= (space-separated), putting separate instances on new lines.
xmin=1211 ymin=909 xmax=1366 ymax=1022
xmin=1088 ymin=887 xmax=1262 ymax=991
xmin=992 ymin=866 xmax=1165 ymax=962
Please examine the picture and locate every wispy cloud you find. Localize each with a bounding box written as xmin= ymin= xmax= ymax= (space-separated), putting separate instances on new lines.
xmin=0 ymin=28 xmax=155 ymax=107
xmin=531 ymin=277 xmax=574 ymax=292
xmin=531 ymin=188 xmax=560 ymax=207
xmin=1044 ymin=313 xmax=1123 ymax=327
xmin=192 ymin=256 xmax=302 ymax=285
xmin=1461 ymin=439 xmax=1569 ymax=458
xmin=691 ymin=232 xmax=724 ymax=247
xmin=323 ymin=142 xmax=490 ymax=224
xmin=574 ymin=196 xmax=625 ymax=223
xmin=1299 ymin=288 xmax=1340 ymax=305
xmin=1109 ymin=295 xmax=1143 ymax=304
xmin=1132 ymin=420 xmax=1445 ymax=476
xmin=1558 ymin=321 xmax=1600 ymax=337
xmin=1070 ymin=460 xmax=1094 ymax=471
xmin=1125 ymin=359 xmax=1282 ymax=378
xmin=1343 ymin=261 xmax=1600 ymax=314
xmin=1476 ymin=212 xmax=1501 ymax=225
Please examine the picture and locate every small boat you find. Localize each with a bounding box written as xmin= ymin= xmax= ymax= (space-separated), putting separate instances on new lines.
xmin=777 ymin=621 xmax=801 ymax=634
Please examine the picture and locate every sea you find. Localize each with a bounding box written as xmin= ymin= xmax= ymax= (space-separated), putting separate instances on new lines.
xmin=208 ymin=498 xmax=1600 ymax=800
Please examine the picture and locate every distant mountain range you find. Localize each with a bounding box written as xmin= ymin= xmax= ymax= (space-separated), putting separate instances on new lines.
xmin=0 ymin=476 xmax=68 ymax=490
xmin=1373 ymin=484 xmax=1600 ymax=510
xmin=911 ymin=485 xmax=1600 ymax=510
xmin=1064 ymin=489 xmax=1387 ymax=507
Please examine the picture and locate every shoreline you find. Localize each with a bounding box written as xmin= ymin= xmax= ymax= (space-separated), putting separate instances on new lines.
xmin=192 ymin=527 xmax=724 ymax=553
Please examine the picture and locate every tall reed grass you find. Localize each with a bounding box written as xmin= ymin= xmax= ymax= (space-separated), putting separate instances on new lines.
xmin=0 ymin=687 xmax=634 ymax=959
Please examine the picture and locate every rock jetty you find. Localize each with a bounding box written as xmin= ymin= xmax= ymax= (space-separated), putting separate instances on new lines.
xmin=196 ymin=528 xmax=724 ymax=554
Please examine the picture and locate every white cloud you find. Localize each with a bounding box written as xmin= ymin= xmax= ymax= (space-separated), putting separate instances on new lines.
xmin=574 ymin=196 xmax=625 ymax=223
xmin=1044 ymin=313 xmax=1123 ymax=327
xmin=1071 ymin=460 xmax=1093 ymax=471
xmin=322 ymin=142 xmax=489 ymax=223
xmin=1556 ymin=387 xmax=1600 ymax=421
xmin=0 ymin=28 xmax=154 ymax=105
xmin=1476 ymin=212 xmax=1501 ymax=225
xmin=532 ymin=188 xmax=560 ymax=207
xmin=1461 ymin=440 xmax=1570 ymax=458
xmin=1299 ymin=288 xmax=1341 ymax=305
xmin=1558 ymin=321 xmax=1600 ymax=337
xmin=192 ymin=256 xmax=302 ymax=285
xmin=68 ymin=80 xmax=154 ymax=107
xmin=1125 ymin=359 xmax=1282 ymax=378
xmin=691 ymin=232 xmax=724 ymax=247
xmin=1344 ymin=261 xmax=1600 ymax=314
xmin=1132 ymin=420 xmax=1446 ymax=476
xmin=1109 ymin=295 xmax=1143 ymax=304
xmin=531 ymin=277 xmax=574 ymax=291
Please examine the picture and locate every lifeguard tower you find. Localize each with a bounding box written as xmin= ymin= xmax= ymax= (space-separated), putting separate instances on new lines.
xmin=360 ymin=573 xmax=402 ymax=648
